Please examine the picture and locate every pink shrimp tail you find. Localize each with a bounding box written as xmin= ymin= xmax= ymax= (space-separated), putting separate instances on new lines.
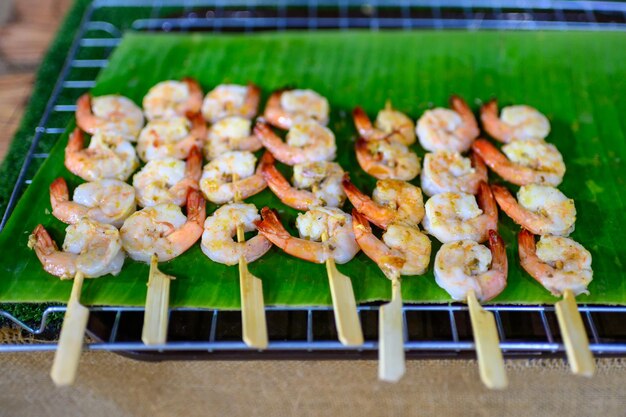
xmin=477 ymin=180 xmax=498 ymax=222
xmin=352 ymin=107 xmax=374 ymax=138
xmin=50 ymin=178 xmax=70 ymax=208
xmin=470 ymin=151 xmax=488 ymax=185
xmin=31 ymin=224 xmax=58 ymax=256
xmin=488 ymin=229 xmax=507 ymax=274
xmin=472 ymin=139 xmax=507 ymax=172
xmin=255 ymin=207 xmax=291 ymax=248
xmin=243 ymin=82 xmax=261 ymax=119
xmin=450 ymin=94 xmax=479 ymax=136
xmin=480 ymin=99 xmax=509 ymax=143
xmin=188 ymin=111 xmax=207 ymax=143
xmin=186 ymin=190 xmax=206 ymax=225
xmin=350 ymin=208 xmax=372 ymax=238
xmin=263 ymin=89 xmax=291 ymax=130
xmin=518 ymin=228 xmax=537 ymax=265
xmin=75 ymin=93 xmax=97 ymax=134
xmin=185 ymin=146 xmax=203 ymax=183
xmin=66 ymin=128 xmax=84 ymax=153
xmin=182 ymin=77 xmax=203 ymax=114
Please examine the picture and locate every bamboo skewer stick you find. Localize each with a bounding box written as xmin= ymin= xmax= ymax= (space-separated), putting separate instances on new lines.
xmin=467 ymin=289 xmax=508 ymax=389
xmin=142 ymin=254 xmax=174 ymax=345
xmin=50 ymin=271 xmax=89 ymax=387
xmin=233 ymin=176 xmax=268 ymax=349
xmin=322 ymin=231 xmax=363 ymax=346
xmin=378 ymin=273 xmax=405 ymax=382
xmin=555 ymin=288 xmax=595 ymax=376
xmin=237 ymin=223 xmax=269 ymax=349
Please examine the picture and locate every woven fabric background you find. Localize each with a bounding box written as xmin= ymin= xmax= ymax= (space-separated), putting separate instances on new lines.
xmin=1 ymin=354 xmax=626 ymax=416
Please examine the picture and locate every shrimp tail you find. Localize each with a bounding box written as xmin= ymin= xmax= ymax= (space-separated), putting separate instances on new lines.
xmin=350 ymin=208 xmax=372 ymax=237
xmin=480 ymin=99 xmax=509 ymax=143
xmin=186 ymin=146 xmax=203 ymax=183
xmin=353 ymin=107 xmax=374 ymax=138
xmin=66 ymin=127 xmax=85 ymax=153
xmin=470 ymin=151 xmax=488 ymax=185
xmin=518 ymin=228 xmax=554 ymax=291
xmin=253 ymin=121 xmax=279 ymax=148
xmin=472 ymin=138 xmax=508 ymax=172
xmin=477 ymin=181 xmax=498 ymax=222
xmin=450 ymin=94 xmax=479 ymax=137
xmin=186 ymin=190 xmax=206 ymax=225
xmin=182 ymin=77 xmax=203 ymax=114
xmin=243 ymin=82 xmax=261 ymax=119
xmin=75 ymin=93 xmax=97 ymax=134
xmin=263 ymin=89 xmax=290 ymax=130
xmin=259 ymin=151 xmax=312 ymax=211
xmin=491 ymin=184 xmax=544 ymax=235
xmin=49 ymin=177 xmax=85 ymax=224
xmin=50 ymin=177 xmax=70 ymax=209
xmin=488 ymin=229 xmax=507 ymax=274
xmin=342 ymin=174 xmax=390 ymax=229
xmin=29 ymin=224 xmax=58 ymax=256
xmin=255 ymin=207 xmax=289 ymax=242
xmin=188 ymin=111 xmax=207 ymax=143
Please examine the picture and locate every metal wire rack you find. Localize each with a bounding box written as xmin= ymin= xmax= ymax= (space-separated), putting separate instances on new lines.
xmin=2 ymin=0 xmax=626 ymax=358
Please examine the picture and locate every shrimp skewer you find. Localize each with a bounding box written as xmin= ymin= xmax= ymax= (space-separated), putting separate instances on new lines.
xmin=434 ymin=231 xmax=508 ymax=389
xmin=256 ymin=207 xmax=363 ymax=345
xmin=263 ymin=88 xmax=330 ymax=129
xmin=353 ymin=102 xmax=416 ymax=145
xmin=491 ymin=184 xmax=576 ymax=236
xmin=355 ymin=137 xmax=420 ymax=181
xmin=481 ymin=99 xmax=550 ymax=143
xmin=75 ymin=93 xmax=144 ymax=140
xmin=352 ymin=210 xmax=431 ymax=382
xmin=202 ymin=83 xmax=261 ymax=123
xmin=260 ymin=151 xmax=345 ymax=210
xmin=416 ymin=95 xmax=479 ymax=153
xmin=518 ymin=229 xmax=595 ymax=376
xmin=50 ymin=177 xmax=136 ymax=227
xmin=342 ymin=176 xmax=424 ymax=229
xmin=254 ymin=120 xmax=336 ymax=166
xmin=472 ymin=138 xmax=565 ymax=186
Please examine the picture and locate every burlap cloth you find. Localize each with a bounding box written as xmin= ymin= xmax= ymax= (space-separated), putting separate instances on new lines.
xmin=0 ymin=353 xmax=624 ymax=416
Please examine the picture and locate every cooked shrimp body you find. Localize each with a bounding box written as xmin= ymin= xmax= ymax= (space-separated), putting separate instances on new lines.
xmin=434 ymin=231 xmax=507 ymax=302
xmin=142 ymin=78 xmax=203 ymax=121
xmin=342 ymin=176 xmax=424 ymax=229
xmin=260 ymin=151 xmax=345 ymax=210
xmin=201 ymin=203 xmax=272 ymax=265
xmin=64 ymin=128 xmax=139 ymax=182
xmin=76 ymin=93 xmax=144 ymax=140
xmin=472 ymin=139 xmax=565 ymax=186
xmin=422 ymin=182 xmax=497 ymax=243
xmin=50 ymin=177 xmax=136 ymax=227
xmin=28 ymin=219 xmax=125 ymax=279
xmin=355 ymin=137 xmax=420 ymax=181
xmin=492 ymin=184 xmax=576 ymax=236
xmin=120 ymin=190 xmax=206 ymax=263
xmin=201 ymin=83 xmax=260 ymax=123
xmin=481 ymin=99 xmax=550 ymax=143
xmin=254 ymin=120 xmax=336 ymax=165
xmin=136 ymin=114 xmax=205 ymax=161
xmin=421 ymin=151 xmax=487 ymax=196
xmin=416 ymin=95 xmax=479 ymax=153
xmin=255 ymin=206 xmax=359 ymax=264
xmin=133 ymin=146 xmax=202 ymax=208
xmin=352 ymin=210 xmax=430 ymax=277
xmin=204 ymin=116 xmax=262 ymax=160
xmin=199 ymin=150 xmax=266 ymax=204
xmin=263 ymin=89 xmax=330 ymax=129
xmin=518 ymin=230 xmax=592 ymax=297
xmin=353 ymin=103 xmax=416 ymax=145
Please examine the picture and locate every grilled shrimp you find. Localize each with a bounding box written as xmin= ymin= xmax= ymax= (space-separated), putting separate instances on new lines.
xmin=472 ymin=139 xmax=565 ymax=186
xmin=421 ymin=151 xmax=487 ymax=196
xmin=75 ymin=93 xmax=144 ymax=140
xmin=201 ymin=203 xmax=272 ymax=265
xmin=352 ymin=210 xmax=431 ymax=277
xmin=492 ymin=184 xmax=576 ymax=236
xmin=416 ymin=95 xmax=479 ymax=153
xmin=254 ymin=120 xmax=336 ymax=166
xmin=342 ymin=176 xmax=424 ymax=230
xmin=355 ymin=137 xmax=420 ymax=181
xmin=518 ymin=229 xmax=592 ymax=297
xmin=29 ymin=219 xmax=125 ymax=279
xmin=434 ymin=231 xmax=507 ymax=302
xmin=255 ymin=206 xmax=359 ymax=264
xmin=204 ymin=116 xmax=262 ymax=160
xmin=481 ymin=99 xmax=550 ymax=143
xmin=142 ymin=78 xmax=203 ymax=121
xmin=201 ymin=83 xmax=260 ymax=123
xmin=353 ymin=102 xmax=416 ymax=145
xmin=64 ymin=128 xmax=139 ymax=182
xmin=136 ymin=114 xmax=206 ymax=162
xmin=50 ymin=177 xmax=136 ymax=227
xmin=133 ymin=146 xmax=202 ymax=207
xmin=260 ymin=152 xmax=345 ymax=210
xmin=199 ymin=150 xmax=266 ymax=204
xmin=120 ymin=190 xmax=206 ymax=263
xmin=422 ymin=182 xmax=497 ymax=244
xmin=263 ymin=88 xmax=329 ymax=129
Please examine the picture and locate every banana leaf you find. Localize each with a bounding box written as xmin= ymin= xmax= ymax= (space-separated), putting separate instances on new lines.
xmin=0 ymin=31 xmax=624 ymax=308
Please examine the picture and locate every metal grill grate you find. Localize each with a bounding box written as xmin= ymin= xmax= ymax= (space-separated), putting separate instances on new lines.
xmin=2 ymin=0 xmax=626 ymax=358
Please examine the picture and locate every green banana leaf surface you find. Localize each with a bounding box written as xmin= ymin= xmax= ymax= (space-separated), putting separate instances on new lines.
xmin=0 ymin=31 xmax=624 ymax=308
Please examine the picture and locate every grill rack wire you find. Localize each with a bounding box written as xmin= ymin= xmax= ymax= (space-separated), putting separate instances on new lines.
xmin=1 ymin=0 xmax=626 ymax=358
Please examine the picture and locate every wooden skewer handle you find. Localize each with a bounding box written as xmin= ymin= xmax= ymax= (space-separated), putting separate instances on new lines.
xmin=142 ymin=255 xmax=173 ymax=346
xmin=555 ymin=289 xmax=595 ymax=377
xmin=378 ymin=278 xmax=405 ymax=382
xmin=467 ymin=290 xmax=508 ymax=390
xmin=50 ymin=272 xmax=89 ymax=387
